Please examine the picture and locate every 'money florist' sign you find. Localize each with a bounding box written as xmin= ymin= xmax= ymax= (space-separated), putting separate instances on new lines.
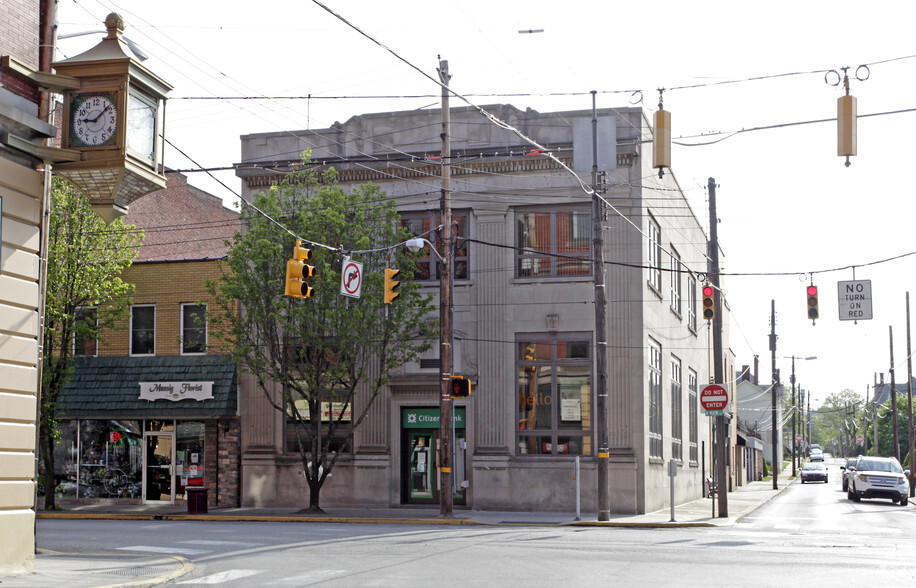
xmin=140 ymin=381 xmax=214 ymax=402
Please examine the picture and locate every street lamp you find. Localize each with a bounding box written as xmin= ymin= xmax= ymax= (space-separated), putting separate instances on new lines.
xmin=787 ymin=355 xmax=817 ymax=476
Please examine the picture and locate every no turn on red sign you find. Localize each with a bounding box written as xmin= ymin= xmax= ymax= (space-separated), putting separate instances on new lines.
xmin=700 ymin=384 xmax=729 ymax=413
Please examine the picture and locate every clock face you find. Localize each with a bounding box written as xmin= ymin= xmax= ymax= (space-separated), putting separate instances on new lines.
xmin=127 ymin=90 xmax=157 ymax=159
xmin=71 ymin=93 xmax=118 ymax=147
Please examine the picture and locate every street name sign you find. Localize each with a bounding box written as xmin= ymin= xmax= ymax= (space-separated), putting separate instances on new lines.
xmin=701 ymin=383 xmax=728 ymax=415
xmin=838 ymin=279 xmax=873 ymax=321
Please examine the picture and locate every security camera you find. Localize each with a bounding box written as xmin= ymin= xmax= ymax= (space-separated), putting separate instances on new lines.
xmin=405 ymin=238 xmax=424 ymax=253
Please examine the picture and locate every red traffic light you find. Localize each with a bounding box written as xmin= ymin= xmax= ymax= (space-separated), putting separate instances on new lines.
xmin=806 ymin=284 xmax=819 ymax=320
xmin=703 ymin=286 xmax=714 ymax=297
xmin=807 ymin=285 xmax=818 ymax=296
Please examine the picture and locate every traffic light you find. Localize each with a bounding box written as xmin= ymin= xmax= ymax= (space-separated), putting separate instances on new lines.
xmin=702 ymin=283 xmax=715 ymax=320
xmin=450 ymin=375 xmax=472 ymax=399
xmin=384 ymin=268 xmax=400 ymax=304
xmin=285 ymin=240 xmax=314 ymax=299
xmin=807 ymin=285 xmax=819 ymax=320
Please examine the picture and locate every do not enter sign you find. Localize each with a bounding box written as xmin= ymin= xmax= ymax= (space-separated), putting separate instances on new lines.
xmin=700 ymin=384 xmax=729 ymax=412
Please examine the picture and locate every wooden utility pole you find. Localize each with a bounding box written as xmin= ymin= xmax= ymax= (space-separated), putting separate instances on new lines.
xmin=770 ymin=300 xmax=778 ymax=490
xmin=707 ymin=178 xmax=727 ymax=517
xmin=591 ymin=92 xmax=610 ymax=521
xmin=791 ymin=356 xmax=797 ymax=477
xmin=437 ymin=59 xmax=453 ymax=518
xmin=907 ymin=292 xmax=914 ymax=495
xmin=890 ymin=326 xmax=900 ymax=462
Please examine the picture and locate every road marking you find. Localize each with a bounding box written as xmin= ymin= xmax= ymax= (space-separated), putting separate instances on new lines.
xmin=177 ymin=569 xmax=262 ymax=584
xmin=264 ymin=570 xmax=348 ymax=585
xmin=177 ymin=539 xmax=261 ymax=547
xmin=118 ymin=545 xmax=210 ymax=555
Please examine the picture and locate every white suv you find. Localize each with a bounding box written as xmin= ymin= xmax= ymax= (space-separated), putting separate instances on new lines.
xmin=847 ymin=456 xmax=911 ymax=506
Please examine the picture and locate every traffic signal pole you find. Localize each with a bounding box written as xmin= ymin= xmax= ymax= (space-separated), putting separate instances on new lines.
xmin=707 ymin=178 xmax=727 ymax=517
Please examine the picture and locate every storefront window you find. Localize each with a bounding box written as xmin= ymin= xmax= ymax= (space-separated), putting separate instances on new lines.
xmin=42 ymin=420 xmax=78 ymax=498
xmin=78 ymin=420 xmax=142 ymax=499
xmin=176 ymin=421 xmax=205 ymax=500
xmin=517 ymin=338 xmax=592 ymax=455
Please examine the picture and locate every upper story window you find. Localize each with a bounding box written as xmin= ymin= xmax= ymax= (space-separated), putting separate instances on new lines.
xmin=130 ymin=305 xmax=155 ymax=356
xmin=648 ymin=338 xmax=663 ymax=460
xmin=181 ymin=303 xmax=207 ymax=355
xmin=73 ymin=307 xmax=98 ymax=357
xmin=687 ymin=274 xmax=698 ymax=332
xmin=648 ymin=215 xmax=662 ymax=293
xmin=670 ymin=248 xmax=682 ymax=315
xmin=516 ymin=209 xmax=590 ymax=278
xmin=401 ymin=212 xmax=468 ymax=280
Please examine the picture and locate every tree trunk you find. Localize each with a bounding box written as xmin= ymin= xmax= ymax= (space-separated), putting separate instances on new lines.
xmin=40 ymin=422 xmax=58 ymax=510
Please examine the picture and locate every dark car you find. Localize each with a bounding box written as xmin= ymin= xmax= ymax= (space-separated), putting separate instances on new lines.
xmin=840 ymin=458 xmax=857 ymax=491
xmin=800 ymin=462 xmax=828 ymax=484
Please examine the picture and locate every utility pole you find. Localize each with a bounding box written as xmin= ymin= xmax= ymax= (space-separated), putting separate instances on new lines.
xmin=591 ymin=91 xmax=610 ymax=522
xmin=890 ymin=326 xmax=900 ymax=462
xmin=707 ymin=178 xmax=727 ymax=517
xmin=791 ymin=356 xmax=797 ymax=477
xmin=907 ymin=293 xmax=915 ymax=495
xmin=874 ymin=373 xmax=880 ymax=456
xmin=770 ymin=300 xmax=778 ymax=490
xmin=437 ymin=59 xmax=453 ymax=518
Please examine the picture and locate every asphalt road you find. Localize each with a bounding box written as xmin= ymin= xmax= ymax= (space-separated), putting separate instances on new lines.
xmin=12 ymin=459 xmax=916 ymax=587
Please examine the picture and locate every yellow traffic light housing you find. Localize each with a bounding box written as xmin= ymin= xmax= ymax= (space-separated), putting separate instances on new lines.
xmin=284 ymin=239 xmax=314 ymax=299
xmin=702 ymin=283 xmax=715 ymax=320
xmin=807 ymin=285 xmax=819 ymax=321
xmin=450 ymin=375 xmax=471 ymax=399
xmin=384 ymin=267 xmax=400 ymax=304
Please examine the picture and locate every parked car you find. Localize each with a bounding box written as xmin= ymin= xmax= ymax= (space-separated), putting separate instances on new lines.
xmin=800 ymin=462 xmax=828 ymax=483
xmin=840 ymin=458 xmax=858 ymax=492
xmin=809 ymin=450 xmax=824 ymax=462
xmin=847 ymin=456 xmax=910 ymax=506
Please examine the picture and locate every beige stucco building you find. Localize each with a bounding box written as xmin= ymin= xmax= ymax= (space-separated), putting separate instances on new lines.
xmin=0 ymin=0 xmax=57 ymax=575
xmin=238 ymin=104 xmax=734 ymax=514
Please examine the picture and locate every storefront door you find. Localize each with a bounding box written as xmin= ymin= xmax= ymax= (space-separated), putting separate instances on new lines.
xmin=144 ymin=432 xmax=174 ymax=502
xmin=401 ymin=407 xmax=466 ymax=505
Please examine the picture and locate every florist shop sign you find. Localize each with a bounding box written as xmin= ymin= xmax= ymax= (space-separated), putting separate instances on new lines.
xmin=140 ymin=381 xmax=214 ymax=402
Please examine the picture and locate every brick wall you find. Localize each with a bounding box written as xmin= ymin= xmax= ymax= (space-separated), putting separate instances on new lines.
xmin=99 ymin=260 xmax=228 ymax=356
xmin=1 ymin=0 xmax=41 ymax=104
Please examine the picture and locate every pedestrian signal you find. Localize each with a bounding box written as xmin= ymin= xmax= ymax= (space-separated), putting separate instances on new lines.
xmin=702 ymin=284 xmax=715 ymax=320
xmin=450 ymin=376 xmax=472 ymax=399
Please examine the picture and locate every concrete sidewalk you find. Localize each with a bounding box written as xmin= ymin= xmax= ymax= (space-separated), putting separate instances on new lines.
xmin=12 ymin=468 xmax=795 ymax=586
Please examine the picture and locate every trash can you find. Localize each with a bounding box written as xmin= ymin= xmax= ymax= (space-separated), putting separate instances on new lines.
xmin=187 ymin=486 xmax=208 ymax=514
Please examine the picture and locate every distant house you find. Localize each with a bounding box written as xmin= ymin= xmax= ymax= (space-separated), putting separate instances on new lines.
xmin=736 ymin=366 xmax=783 ymax=472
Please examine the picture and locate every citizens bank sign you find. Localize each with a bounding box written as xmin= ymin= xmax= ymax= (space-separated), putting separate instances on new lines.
xmin=140 ymin=381 xmax=214 ymax=402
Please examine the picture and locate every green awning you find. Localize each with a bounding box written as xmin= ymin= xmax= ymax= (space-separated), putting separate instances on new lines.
xmin=58 ymin=355 xmax=237 ymax=418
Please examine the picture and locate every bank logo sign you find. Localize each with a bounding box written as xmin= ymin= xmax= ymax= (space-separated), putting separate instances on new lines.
xmin=402 ymin=407 xmax=466 ymax=429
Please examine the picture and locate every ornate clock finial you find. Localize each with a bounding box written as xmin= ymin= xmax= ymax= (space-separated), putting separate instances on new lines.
xmin=105 ymin=13 xmax=125 ymax=40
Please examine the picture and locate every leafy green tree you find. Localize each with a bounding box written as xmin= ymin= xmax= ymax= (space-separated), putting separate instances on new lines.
xmin=871 ymin=397 xmax=912 ymax=463
xmin=811 ymin=389 xmax=862 ymax=457
xmin=40 ymin=178 xmax=142 ymax=509
xmin=207 ymin=160 xmax=433 ymax=512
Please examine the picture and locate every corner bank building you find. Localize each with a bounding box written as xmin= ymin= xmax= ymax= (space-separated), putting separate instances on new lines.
xmin=238 ymin=104 xmax=732 ymax=514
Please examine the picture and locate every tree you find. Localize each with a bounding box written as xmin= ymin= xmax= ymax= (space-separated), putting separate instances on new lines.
xmin=811 ymin=389 xmax=863 ymax=457
xmin=207 ymin=160 xmax=433 ymax=512
xmin=872 ymin=398 xmax=911 ymax=463
xmin=40 ymin=178 xmax=142 ymax=509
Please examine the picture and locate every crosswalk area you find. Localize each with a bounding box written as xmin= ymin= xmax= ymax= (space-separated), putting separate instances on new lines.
xmin=117 ymin=539 xmax=349 ymax=585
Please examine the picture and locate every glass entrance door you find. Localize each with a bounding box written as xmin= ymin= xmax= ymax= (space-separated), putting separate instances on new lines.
xmin=144 ymin=433 xmax=173 ymax=502
xmin=409 ymin=432 xmax=434 ymax=500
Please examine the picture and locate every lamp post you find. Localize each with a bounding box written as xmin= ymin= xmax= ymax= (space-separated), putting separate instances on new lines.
xmin=787 ymin=355 xmax=816 ymax=475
